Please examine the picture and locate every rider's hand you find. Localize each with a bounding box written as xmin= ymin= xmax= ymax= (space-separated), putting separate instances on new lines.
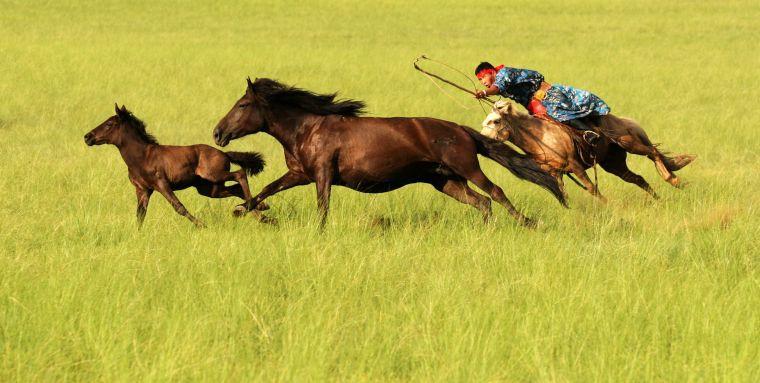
xmin=474 ymin=90 xmax=487 ymax=99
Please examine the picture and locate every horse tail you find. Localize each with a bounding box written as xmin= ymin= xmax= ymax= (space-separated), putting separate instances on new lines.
xmin=464 ymin=127 xmax=568 ymax=207
xmin=226 ymin=151 xmax=266 ymax=176
xmin=662 ymin=153 xmax=697 ymax=171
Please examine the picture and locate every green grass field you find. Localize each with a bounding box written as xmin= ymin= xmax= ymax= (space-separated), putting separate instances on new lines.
xmin=1 ymin=1 xmax=759 ymax=381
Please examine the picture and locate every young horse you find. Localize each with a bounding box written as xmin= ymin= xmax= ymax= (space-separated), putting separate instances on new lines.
xmin=481 ymin=101 xmax=695 ymax=201
xmin=212 ymin=78 xmax=567 ymax=229
xmin=85 ymin=104 xmax=268 ymax=228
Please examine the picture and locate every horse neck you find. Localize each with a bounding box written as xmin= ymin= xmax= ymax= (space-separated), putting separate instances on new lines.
xmin=264 ymin=107 xmax=323 ymax=152
xmin=506 ymin=117 xmax=541 ymax=148
xmin=114 ymin=130 xmax=152 ymax=168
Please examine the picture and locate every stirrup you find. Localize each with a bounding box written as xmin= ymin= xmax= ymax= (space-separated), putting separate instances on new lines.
xmin=583 ymin=130 xmax=600 ymax=145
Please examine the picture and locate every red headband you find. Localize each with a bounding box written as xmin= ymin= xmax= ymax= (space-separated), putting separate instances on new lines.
xmin=476 ymin=65 xmax=504 ymax=79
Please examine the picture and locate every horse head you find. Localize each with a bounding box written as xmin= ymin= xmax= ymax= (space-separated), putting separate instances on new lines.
xmin=213 ymin=78 xmax=268 ymax=147
xmin=480 ymin=100 xmax=515 ymax=141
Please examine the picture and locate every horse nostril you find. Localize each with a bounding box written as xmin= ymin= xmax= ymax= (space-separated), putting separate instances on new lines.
xmin=84 ymin=133 xmax=92 ymax=141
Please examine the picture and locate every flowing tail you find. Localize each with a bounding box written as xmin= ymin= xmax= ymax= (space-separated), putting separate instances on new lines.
xmin=226 ymin=151 xmax=265 ymax=176
xmin=464 ymin=128 xmax=568 ymax=207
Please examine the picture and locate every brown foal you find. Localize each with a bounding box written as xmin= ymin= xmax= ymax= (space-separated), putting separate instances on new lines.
xmin=85 ymin=104 xmax=267 ymax=228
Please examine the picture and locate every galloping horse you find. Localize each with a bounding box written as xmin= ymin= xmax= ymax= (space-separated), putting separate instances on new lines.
xmin=213 ymin=78 xmax=567 ymax=228
xmin=85 ymin=104 xmax=268 ymax=227
xmin=481 ymin=101 xmax=695 ymax=201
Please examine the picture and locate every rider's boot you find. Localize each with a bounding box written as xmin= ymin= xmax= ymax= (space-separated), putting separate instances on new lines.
xmin=566 ymin=119 xmax=600 ymax=146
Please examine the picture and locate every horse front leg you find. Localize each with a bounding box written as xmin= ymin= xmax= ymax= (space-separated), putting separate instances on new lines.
xmin=155 ymin=178 xmax=205 ymax=228
xmin=243 ymin=170 xmax=310 ymax=211
xmin=571 ymin=167 xmax=607 ymax=203
xmin=314 ymin=165 xmax=333 ymax=231
xmin=135 ymin=187 xmax=153 ymax=229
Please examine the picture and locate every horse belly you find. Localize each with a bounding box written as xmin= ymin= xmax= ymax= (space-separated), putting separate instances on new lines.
xmin=336 ymin=158 xmax=444 ymax=193
xmin=157 ymin=148 xmax=199 ymax=187
xmin=533 ymin=131 xmax=572 ymax=170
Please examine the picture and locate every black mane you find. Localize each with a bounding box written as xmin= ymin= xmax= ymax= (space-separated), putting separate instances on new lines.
xmin=251 ymin=78 xmax=366 ymax=117
xmin=120 ymin=109 xmax=159 ymax=145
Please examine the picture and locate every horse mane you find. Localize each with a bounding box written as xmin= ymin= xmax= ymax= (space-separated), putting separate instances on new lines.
xmin=251 ymin=78 xmax=366 ymax=117
xmin=119 ymin=108 xmax=159 ymax=145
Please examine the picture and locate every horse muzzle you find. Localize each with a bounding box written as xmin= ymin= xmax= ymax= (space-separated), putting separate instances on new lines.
xmin=84 ymin=133 xmax=97 ymax=146
xmin=213 ymin=127 xmax=231 ymax=147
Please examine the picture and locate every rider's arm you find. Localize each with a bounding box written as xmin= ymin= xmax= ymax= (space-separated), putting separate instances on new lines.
xmin=477 ymin=85 xmax=500 ymax=98
xmin=515 ymin=69 xmax=545 ymax=93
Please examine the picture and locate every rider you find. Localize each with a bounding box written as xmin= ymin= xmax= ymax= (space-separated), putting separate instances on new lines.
xmin=474 ymin=62 xmax=610 ymax=138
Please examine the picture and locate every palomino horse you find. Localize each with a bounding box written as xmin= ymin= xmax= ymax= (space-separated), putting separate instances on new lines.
xmin=481 ymin=101 xmax=695 ymax=202
xmin=85 ymin=104 xmax=269 ymax=228
xmin=213 ymin=78 xmax=567 ymax=228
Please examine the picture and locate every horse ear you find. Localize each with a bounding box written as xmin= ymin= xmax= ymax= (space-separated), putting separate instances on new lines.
xmin=494 ymin=100 xmax=508 ymax=112
xmin=506 ymin=103 xmax=516 ymax=115
xmin=115 ymin=104 xmax=129 ymax=118
xmin=246 ymin=77 xmax=254 ymax=91
xmin=114 ymin=103 xmax=120 ymax=114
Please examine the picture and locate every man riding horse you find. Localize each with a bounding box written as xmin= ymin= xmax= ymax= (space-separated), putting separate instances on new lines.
xmin=474 ymin=61 xmax=695 ymax=189
xmin=474 ymin=62 xmax=609 ymax=143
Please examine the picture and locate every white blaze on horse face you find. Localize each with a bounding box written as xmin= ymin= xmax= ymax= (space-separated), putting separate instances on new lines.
xmin=480 ymin=110 xmax=501 ymax=139
xmin=493 ymin=100 xmax=510 ymax=110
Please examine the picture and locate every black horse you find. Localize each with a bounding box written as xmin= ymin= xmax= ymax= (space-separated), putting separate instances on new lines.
xmin=213 ymin=78 xmax=567 ymax=228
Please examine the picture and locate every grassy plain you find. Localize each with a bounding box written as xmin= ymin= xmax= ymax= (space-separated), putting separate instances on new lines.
xmin=1 ymin=1 xmax=758 ymax=381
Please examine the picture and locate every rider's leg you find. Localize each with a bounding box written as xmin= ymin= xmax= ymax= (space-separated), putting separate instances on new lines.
xmin=566 ymin=118 xmax=600 ymax=145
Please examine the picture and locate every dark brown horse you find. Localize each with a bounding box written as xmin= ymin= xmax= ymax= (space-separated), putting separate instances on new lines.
xmin=85 ymin=104 xmax=268 ymax=228
xmin=481 ymin=101 xmax=695 ymax=201
xmin=212 ymin=78 xmax=567 ymax=228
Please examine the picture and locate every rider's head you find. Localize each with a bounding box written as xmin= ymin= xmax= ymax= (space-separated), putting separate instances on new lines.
xmin=475 ymin=62 xmax=497 ymax=87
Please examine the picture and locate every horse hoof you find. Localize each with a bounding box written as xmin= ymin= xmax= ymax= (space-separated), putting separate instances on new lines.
xmin=256 ymin=202 xmax=270 ymax=211
xmin=522 ymin=217 xmax=538 ymax=229
xmin=232 ymin=206 xmax=247 ymax=217
xmin=669 ymin=177 xmax=684 ymax=189
xmin=194 ymin=221 xmax=207 ymax=229
xmin=259 ymin=215 xmax=278 ymax=226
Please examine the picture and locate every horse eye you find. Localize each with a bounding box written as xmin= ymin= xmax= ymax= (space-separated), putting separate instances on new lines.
xmin=238 ymin=103 xmax=248 ymax=109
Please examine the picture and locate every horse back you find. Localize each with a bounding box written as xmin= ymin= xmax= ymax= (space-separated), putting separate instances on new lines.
xmin=318 ymin=116 xmax=476 ymax=160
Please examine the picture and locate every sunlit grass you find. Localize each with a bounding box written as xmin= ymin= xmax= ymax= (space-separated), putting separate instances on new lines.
xmin=1 ymin=0 xmax=758 ymax=381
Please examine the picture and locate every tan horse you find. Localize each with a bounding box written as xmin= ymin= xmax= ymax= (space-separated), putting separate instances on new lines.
xmin=481 ymin=101 xmax=695 ymax=202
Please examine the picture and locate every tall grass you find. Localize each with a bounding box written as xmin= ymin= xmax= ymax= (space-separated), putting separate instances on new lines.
xmin=1 ymin=1 xmax=758 ymax=381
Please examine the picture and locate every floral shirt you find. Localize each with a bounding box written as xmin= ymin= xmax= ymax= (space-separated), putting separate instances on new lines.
xmin=493 ymin=67 xmax=544 ymax=107
xmin=493 ymin=66 xmax=611 ymax=122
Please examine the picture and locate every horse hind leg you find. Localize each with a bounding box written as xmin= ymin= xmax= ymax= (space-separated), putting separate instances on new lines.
xmin=195 ymin=180 xmax=245 ymax=199
xmin=650 ymin=149 xmax=685 ymax=189
xmin=613 ymin=135 xmax=682 ymax=189
xmin=602 ymin=116 xmax=684 ymax=189
xmin=440 ymin=150 xmax=535 ymax=227
xmin=462 ymin=169 xmax=536 ymax=228
xmin=433 ymin=177 xmax=492 ymax=223
xmin=599 ymin=150 xmax=658 ymax=199
xmin=195 ymin=180 xmax=272 ymax=222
